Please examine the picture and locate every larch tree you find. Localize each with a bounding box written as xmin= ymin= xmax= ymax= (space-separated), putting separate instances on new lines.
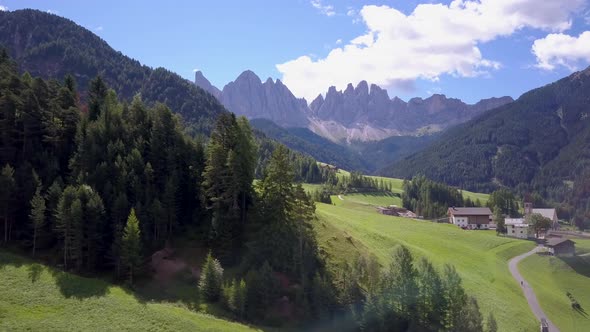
xmin=121 ymin=208 xmax=142 ymax=284
xmin=29 ymin=182 xmax=46 ymax=257
xmin=0 ymin=164 xmax=15 ymax=244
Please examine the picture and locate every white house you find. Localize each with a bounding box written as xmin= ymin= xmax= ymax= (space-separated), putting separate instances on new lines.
xmin=448 ymin=207 xmax=493 ymax=230
xmin=505 ymin=218 xmax=529 ymax=239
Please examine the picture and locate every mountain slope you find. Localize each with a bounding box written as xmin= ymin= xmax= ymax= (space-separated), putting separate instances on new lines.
xmin=382 ymin=67 xmax=590 ymax=196
xmin=0 ymin=9 xmax=226 ymax=133
xmin=250 ymin=118 xmax=369 ymax=172
xmin=219 ymin=71 xmax=309 ymax=127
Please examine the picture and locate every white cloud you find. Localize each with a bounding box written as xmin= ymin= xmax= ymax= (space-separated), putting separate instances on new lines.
xmin=0 ymin=5 xmax=8 ymax=11
xmin=94 ymin=26 xmax=104 ymax=31
xmin=310 ymin=0 xmax=335 ymax=17
xmin=46 ymin=9 xmax=58 ymax=14
xmin=335 ymin=39 xmax=342 ymax=45
xmin=533 ymin=32 xmax=590 ymax=70
xmin=278 ymin=0 xmax=584 ymax=101
xmin=192 ymin=68 xmax=200 ymax=73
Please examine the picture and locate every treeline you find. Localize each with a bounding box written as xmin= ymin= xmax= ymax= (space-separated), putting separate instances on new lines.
xmin=0 ymin=51 xmax=330 ymax=325
xmin=402 ymin=176 xmax=481 ymax=219
xmin=0 ymin=9 xmax=226 ymax=136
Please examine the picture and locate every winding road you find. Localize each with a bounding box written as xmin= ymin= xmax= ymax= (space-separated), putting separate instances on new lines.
xmin=508 ymin=245 xmax=560 ymax=332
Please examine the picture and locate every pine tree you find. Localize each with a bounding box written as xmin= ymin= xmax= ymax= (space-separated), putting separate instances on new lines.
xmin=443 ymin=264 xmax=467 ymax=330
xmin=456 ymin=296 xmax=484 ymax=332
xmin=493 ymin=208 xmax=506 ymax=235
xmin=199 ymin=251 xmax=224 ymax=302
xmin=88 ymin=76 xmax=108 ymax=120
xmin=0 ymin=164 xmax=15 ymax=244
xmin=385 ymin=245 xmax=418 ymax=324
xmin=416 ymin=258 xmax=446 ymax=329
xmin=29 ymin=182 xmax=46 ymax=257
xmin=121 ymin=208 xmax=142 ymax=284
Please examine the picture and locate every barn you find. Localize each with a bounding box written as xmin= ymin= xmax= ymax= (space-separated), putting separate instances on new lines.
xmin=545 ymin=238 xmax=575 ymax=257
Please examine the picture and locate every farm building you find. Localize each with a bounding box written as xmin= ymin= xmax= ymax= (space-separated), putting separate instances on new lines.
xmin=505 ymin=218 xmax=529 ymax=239
xmin=545 ymin=238 xmax=575 ymax=257
xmin=532 ymin=208 xmax=559 ymax=229
xmin=377 ymin=206 xmax=417 ymax=218
xmin=448 ymin=207 xmax=493 ymax=230
xmin=524 ymin=202 xmax=559 ymax=230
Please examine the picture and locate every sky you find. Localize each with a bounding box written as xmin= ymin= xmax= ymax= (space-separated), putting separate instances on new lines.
xmin=2 ymin=0 xmax=590 ymax=104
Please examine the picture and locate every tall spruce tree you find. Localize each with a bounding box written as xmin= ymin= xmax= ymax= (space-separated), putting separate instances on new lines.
xmin=0 ymin=164 xmax=15 ymax=244
xmin=29 ymin=182 xmax=46 ymax=257
xmin=121 ymin=208 xmax=142 ymax=284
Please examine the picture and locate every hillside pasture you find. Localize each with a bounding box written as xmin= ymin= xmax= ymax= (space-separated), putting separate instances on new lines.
xmin=519 ymin=239 xmax=590 ymax=332
xmin=314 ymin=201 xmax=537 ymax=332
xmin=0 ymin=251 xmax=259 ymax=332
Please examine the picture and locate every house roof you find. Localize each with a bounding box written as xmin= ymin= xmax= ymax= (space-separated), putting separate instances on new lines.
xmin=532 ymin=208 xmax=557 ymax=220
xmin=546 ymin=238 xmax=575 ymax=247
xmin=448 ymin=207 xmax=492 ymax=216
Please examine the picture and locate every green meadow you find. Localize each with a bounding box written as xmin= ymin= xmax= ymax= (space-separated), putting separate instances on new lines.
xmin=314 ymin=199 xmax=537 ymax=332
xmin=0 ymin=251 xmax=259 ymax=332
xmin=519 ymin=239 xmax=590 ymax=332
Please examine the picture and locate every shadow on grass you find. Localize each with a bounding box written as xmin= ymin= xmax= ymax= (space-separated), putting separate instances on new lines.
xmin=1 ymin=249 xmax=109 ymax=299
xmin=561 ymin=255 xmax=590 ymax=278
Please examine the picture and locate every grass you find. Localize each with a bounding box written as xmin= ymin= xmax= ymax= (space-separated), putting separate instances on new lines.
xmin=519 ymin=239 xmax=590 ymax=332
xmin=0 ymin=250 xmax=260 ymax=332
xmin=337 ymin=192 xmax=402 ymax=207
xmin=314 ymin=200 xmax=538 ymax=332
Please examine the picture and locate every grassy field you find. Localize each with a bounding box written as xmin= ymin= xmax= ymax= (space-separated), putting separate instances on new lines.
xmin=314 ymin=199 xmax=538 ymax=332
xmin=334 ymin=192 xmax=402 ymax=207
xmin=519 ymin=239 xmax=590 ymax=332
xmin=0 ymin=251 xmax=259 ymax=332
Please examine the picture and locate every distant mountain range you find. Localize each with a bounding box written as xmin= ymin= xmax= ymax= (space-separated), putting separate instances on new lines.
xmin=196 ymin=70 xmax=513 ymax=143
xmin=382 ymin=66 xmax=590 ymax=199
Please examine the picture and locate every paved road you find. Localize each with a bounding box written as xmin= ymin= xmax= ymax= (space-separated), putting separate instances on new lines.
xmin=508 ymin=246 xmax=560 ymax=332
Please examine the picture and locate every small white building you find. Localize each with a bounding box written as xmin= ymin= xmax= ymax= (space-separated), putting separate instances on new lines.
xmin=505 ymin=218 xmax=529 ymax=239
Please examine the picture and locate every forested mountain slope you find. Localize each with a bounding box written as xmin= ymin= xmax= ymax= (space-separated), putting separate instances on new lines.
xmin=0 ymin=9 xmax=226 ymax=134
xmin=250 ymin=118 xmax=370 ymax=172
xmin=383 ymin=67 xmax=590 ymax=223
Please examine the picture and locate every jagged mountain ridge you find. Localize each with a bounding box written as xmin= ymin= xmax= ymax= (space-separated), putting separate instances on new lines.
xmin=196 ymin=71 xmax=513 ymax=143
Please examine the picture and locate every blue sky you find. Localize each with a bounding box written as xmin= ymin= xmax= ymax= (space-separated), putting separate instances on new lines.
xmin=2 ymin=0 xmax=590 ymax=103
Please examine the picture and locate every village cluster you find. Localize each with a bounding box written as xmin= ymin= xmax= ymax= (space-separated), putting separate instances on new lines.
xmin=377 ymin=202 xmax=576 ymax=257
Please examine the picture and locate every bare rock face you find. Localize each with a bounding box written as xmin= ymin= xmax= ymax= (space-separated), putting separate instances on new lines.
xmin=200 ymin=70 xmax=309 ymax=127
xmin=194 ymin=71 xmax=221 ymax=98
xmin=195 ymin=70 xmax=513 ymax=142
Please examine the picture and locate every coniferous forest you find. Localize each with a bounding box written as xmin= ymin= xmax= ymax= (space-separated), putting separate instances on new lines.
xmin=0 ymin=48 xmax=493 ymax=330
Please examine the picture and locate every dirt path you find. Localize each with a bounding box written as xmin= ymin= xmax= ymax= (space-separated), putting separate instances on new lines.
xmin=508 ymin=246 xmax=559 ymax=332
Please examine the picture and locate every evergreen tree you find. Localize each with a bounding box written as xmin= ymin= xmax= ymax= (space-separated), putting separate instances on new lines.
xmin=415 ymin=258 xmax=446 ymax=330
xmin=29 ymin=182 xmax=46 ymax=257
xmin=493 ymin=207 xmax=506 ymax=235
xmin=199 ymin=251 xmax=224 ymax=302
xmin=442 ymin=264 xmax=467 ymax=330
xmin=384 ymin=245 xmax=418 ymax=325
xmin=121 ymin=208 xmax=142 ymax=284
xmin=0 ymin=164 xmax=15 ymax=244
xmin=456 ymin=296 xmax=484 ymax=332
xmin=88 ymin=76 xmax=108 ymax=120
